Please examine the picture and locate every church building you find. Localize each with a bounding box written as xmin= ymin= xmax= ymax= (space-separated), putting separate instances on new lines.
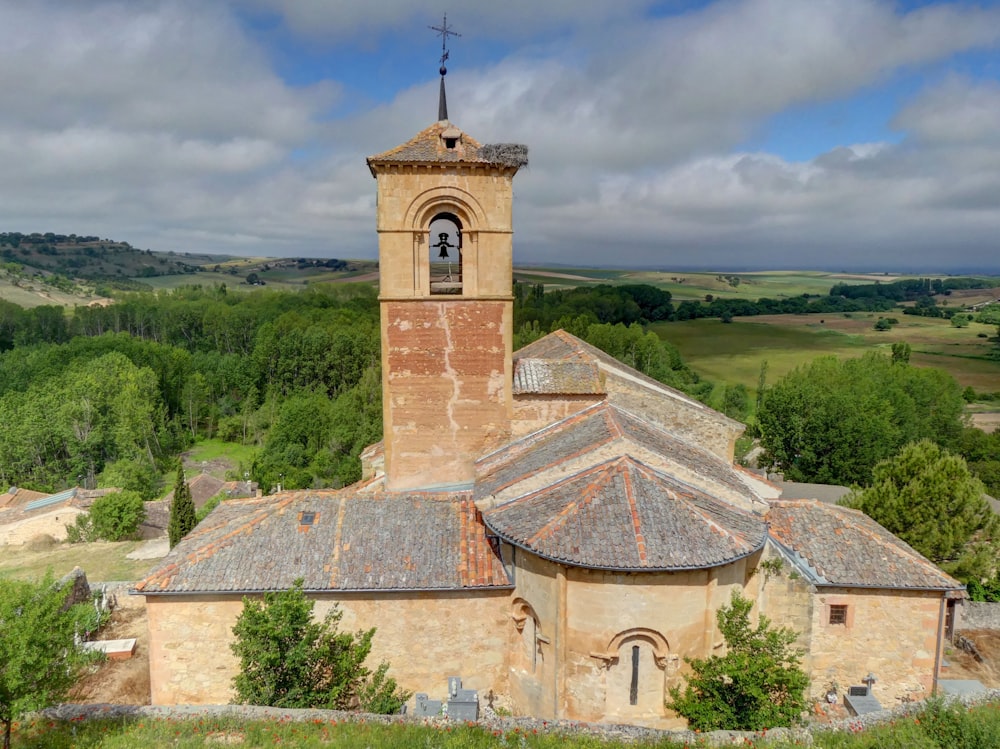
xmin=134 ymin=56 xmax=963 ymax=727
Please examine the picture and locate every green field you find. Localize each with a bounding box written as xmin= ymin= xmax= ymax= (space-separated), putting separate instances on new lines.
xmin=654 ymin=314 xmax=1000 ymax=396
xmin=514 ymin=267 xmax=901 ymax=300
xmin=0 ymin=540 xmax=153 ymax=583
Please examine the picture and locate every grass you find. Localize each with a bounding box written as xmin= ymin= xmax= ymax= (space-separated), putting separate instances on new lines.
xmin=185 ymin=438 xmax=256 ymax=472
xmin=654 ymin=315 xmax=1000 ymax=395
xmin=9 ymin=698 xmax=1000 ymax=748
xmin=0 ymin=540 xmax=153 ymax=583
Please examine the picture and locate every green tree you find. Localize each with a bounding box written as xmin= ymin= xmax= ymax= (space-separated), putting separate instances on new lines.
xmin=230 ymin=580 xmax=408 ymax=713
xmin=0 ymin=574 xmax=96 ymax=749
xmin=841 ymin=440 xmax=999 ymax=579
xmin=99 ymin=457 xmax=160 ymax=499
xmin=168 ymin=462 xmax=196 ymax=548
xmin=758 ymin=353 xmax=966 ymax=485
xmin=88 ymin=490 xmax=146 ymax=541
xmin=667 ymin=591 xmax=807 ymax=730
xmin=891 ymin=341 xmax=911 ymax=364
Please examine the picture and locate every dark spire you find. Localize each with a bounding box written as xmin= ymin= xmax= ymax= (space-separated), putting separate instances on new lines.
xmin=438 ymin=72 xmax=449 ymax=122
xmin=429 ymin=14 xmax=460 ymax=122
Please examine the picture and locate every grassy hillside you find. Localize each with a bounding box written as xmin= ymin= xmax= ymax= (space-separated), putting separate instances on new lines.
xmin=654 ymin=313 xmax=1000 ymax=397
xmin=512 ymin=267 xmax=908 ymax=300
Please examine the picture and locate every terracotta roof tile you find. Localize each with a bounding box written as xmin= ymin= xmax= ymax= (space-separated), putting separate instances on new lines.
xmin=134 ymin=491 xmax=510 ymax=594
xmin=484 ymin=457 xmax=767 ymax=570
xmin=367 ymin=121 xmax=489 ymax=168
xmin=767 ymin=500 xmax=963 ymax=590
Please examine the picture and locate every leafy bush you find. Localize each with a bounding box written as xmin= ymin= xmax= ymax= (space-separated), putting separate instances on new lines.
xmin=667 ymin=591 xmax=807 ymax=730
xmin=231 ymin=579 xmax=409 ymax=713
xmin=68 ymin=490 xmax=146 ymax=543
xmin=88 ymin=490 xmax=146 ymax=541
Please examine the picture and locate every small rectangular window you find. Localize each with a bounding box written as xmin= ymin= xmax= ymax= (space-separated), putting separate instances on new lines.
xmin=629 ymin=645 xmax=640 ymax=706
xmin=829 ymin=604 xmax=848 ymax=625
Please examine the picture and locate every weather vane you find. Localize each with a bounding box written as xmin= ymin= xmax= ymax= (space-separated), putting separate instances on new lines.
xmin=429 ymin=13 xmax=460 ymax=74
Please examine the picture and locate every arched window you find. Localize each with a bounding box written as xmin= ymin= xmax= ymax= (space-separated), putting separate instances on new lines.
xmin=596 ymin=628 xmax=671 ymax=716
xmin=429 ymin=212 xmax=462 ymax=295
xmin=511 ymin=599 xmax=544 ymax=674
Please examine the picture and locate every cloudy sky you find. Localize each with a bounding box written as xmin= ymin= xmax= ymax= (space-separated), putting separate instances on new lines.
xmin=2 ymin=0 xmax=1000 ymax=271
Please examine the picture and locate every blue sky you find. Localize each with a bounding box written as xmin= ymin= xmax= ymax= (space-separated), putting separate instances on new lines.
xmin=1 ymin=0 xmax=999 ymax=271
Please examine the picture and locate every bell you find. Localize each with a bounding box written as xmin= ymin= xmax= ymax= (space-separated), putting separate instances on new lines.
xmin=434 ymin=231 xmax=453 ymax=258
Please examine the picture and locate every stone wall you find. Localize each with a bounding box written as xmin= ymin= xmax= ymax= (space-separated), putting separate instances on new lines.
xmin=510 ymin=394 xmax=602 ymax=439
xmin=144 ymin=589 xmax=511 ymax=706
xmin=506 ymin=547 xmax=758 ymax=729
xmin=757 ymin=546 xmax=815 ymax=683
xmin=0 ymin=506 xmax=84 ymax=545
xmin=601 ymin=371 xmax=742 ymax=463
xmin=959 ymin=601 xmax=1000 ymax=630
xmin=806 ymin=587 xmax=945 ymax=705
xmin=381 ymin=300 xmax=511 ymax=489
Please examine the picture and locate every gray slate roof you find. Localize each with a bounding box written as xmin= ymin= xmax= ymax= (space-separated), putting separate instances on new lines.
xmin=135 ymin=491 xmax=510 ymax=594
xmin=476 ymin=402 xmax=753 ymax=504
xmin=512 ymin=358 xmax=604 ymax=395
xmin=514 ymin=330 xmax=741 ymax=428
xmin=767 ymin=500 xmax=963 ymax=590
xmin=483 ymin=456 xmax=767 ymax=571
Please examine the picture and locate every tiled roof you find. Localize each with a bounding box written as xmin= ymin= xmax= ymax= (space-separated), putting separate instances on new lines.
xmin=767 ymin=500 xmax=963 ymax=590
xmin=483 ymin=456 xmax=767 ymax=571
xmin=135 ymin=491 xmax=510 ymax=594
xmin=476 ymin=402 xmax=754 ymax=505
xmin=367 ymin=121 xmax=488 ymax=168
xmin=0 ymin=487 xmax=50 ymax=510
xmin=512 ymin=358 xmax=604 ymax=395
xmin=514 ymin=331 xmax=740 ymax=427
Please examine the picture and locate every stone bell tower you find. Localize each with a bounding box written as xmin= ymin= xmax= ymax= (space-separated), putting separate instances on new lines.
xmin=366 ymin=50 xmax=527 ymax=491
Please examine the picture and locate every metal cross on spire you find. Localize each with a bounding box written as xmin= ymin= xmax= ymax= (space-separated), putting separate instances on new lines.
xmin=429 ymin=14 xmax=460 ymax=122
xmin=429 ymin=13 xmax=460 ymax=70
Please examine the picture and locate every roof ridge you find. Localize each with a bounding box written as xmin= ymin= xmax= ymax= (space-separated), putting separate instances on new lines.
xmin=525 ymin=459 xmax=625 ymax=546
xmin=621 ymin=462 xmax=647 ymax=564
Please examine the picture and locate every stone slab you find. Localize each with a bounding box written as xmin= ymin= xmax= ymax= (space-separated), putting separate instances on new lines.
xmin=82 ymin=638 xmax=137 ymax=660
xmin=938 ymin=679 xmax=987 ymax=696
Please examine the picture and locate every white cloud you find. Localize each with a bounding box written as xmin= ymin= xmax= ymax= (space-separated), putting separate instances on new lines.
xmin=0 ymin=0 xmax=998 ymax=270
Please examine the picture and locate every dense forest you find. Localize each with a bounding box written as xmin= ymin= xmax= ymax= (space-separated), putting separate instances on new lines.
xmin=0 ymin=282 xmax=741 ymax=497
xmin=1 ymin=277 xmax=996 ymax=503
xmin=0 ymin=285 xmax=382 ymax=494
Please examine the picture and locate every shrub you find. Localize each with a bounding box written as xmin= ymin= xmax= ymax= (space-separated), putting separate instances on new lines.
xmin=88 ymin=490 xmax=146 ymax=541
xmin=667 ymin=591 xmax=807 ymax=730
xmin=231 ymin=579 xmax=409 ymax=713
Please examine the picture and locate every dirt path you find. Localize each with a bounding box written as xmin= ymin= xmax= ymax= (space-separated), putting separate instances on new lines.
xmin=971 ymin=413 xmax=1000 ymax=434
xmin=70 ymin=594 xmax=151 ymax=705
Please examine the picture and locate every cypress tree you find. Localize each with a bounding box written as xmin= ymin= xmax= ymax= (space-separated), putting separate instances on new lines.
xmin=168 ymin=461 xmax=196 ymax=548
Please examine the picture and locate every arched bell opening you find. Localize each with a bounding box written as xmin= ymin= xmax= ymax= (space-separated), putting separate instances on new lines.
xmin=429 ymin=212 xmax=463 ymax=295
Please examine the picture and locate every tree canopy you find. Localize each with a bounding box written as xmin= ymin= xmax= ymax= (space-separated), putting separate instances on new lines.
xmin=0 ymin=574 xmax=96 ymax=749
xmin=841 ymin=440 xmax=999 ymax=580
xmin=758 ymin=352 xmax=966 ymax=485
